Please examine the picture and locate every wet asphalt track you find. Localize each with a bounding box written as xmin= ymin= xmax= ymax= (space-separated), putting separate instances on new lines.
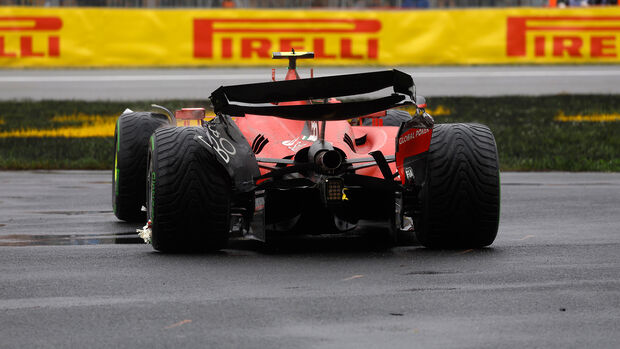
xmin=0 ymin=171 xmax=619 ymax=348
xmin=3 ymin=65 xmax=620 ymax=100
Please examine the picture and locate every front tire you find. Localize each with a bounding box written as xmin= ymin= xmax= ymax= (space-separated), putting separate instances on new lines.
xmin=415 ymin=123 xmax=500 ymax=248
xmin=148 ymin=127 xmax=231 ymax=252
xmin=113 ymin=112 xmax=168 ymax=222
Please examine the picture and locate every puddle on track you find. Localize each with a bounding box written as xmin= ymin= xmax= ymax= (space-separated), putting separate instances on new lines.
xmin=32 ymin=210 xmax=113 ymax=216
xmin=0 ymin=232 xmax=143 ymax=246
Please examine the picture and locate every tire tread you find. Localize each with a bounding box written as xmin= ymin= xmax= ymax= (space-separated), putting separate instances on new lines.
xmin=113 ymin=112 xmax=167 ymax=222
xmin=150 ymin=127 xmax=231 ymax=252
xmin=416 ymin=123 xmax=500 ymax=248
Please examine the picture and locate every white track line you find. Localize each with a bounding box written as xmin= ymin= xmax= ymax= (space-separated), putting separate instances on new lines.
xmin=1 ymin=70 xmax=620 ymax=82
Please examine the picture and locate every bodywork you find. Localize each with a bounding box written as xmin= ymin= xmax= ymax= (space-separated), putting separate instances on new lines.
xmin=186 ymin=53 xmax=435 ymax=241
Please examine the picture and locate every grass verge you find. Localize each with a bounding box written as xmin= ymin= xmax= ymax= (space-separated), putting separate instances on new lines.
xmin=1 ymin=96 xmax=619 ymax=171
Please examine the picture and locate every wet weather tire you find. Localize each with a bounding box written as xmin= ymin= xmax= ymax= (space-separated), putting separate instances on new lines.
xmin=416 ymin=123 xmax=500 ymax=248
xmin=113 ymin=112 xmax=168 ymax=222
xmin=148 ymin=127 xmax=231 ymax=252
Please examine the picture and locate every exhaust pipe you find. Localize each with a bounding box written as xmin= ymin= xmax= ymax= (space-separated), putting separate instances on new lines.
xmin=315 ymin=149 xmax=342 ymax=171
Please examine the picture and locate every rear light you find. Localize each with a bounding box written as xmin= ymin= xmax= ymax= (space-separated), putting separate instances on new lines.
xmin=175 ymin=108 xmax=205 ymax=120
xmin=321 ymin=177 xmax=345 ymax=204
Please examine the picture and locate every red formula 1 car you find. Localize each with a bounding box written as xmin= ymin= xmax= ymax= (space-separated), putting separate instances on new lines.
xmin=112 ymin=52 xmax=500 ymax=252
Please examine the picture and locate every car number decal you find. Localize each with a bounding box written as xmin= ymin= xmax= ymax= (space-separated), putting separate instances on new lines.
xmin=197 ymin=124 xmax=237 ymax=164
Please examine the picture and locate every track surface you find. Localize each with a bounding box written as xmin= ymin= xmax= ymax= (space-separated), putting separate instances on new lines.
xmin=1 ymin=171 xmax=619 ymax=348
xmin=3 ymin=65 xmax=620 ymax=100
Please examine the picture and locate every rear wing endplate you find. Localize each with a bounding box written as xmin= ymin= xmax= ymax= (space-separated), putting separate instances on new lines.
xmin=209 ymin=70 xmax=416 ymax=121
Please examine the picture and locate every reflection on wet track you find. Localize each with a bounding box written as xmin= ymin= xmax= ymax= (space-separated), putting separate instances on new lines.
xmin=0 ymin=232 xmax=142 ymax=247
xmin=1 ymin=171 xmax=619 ymax=348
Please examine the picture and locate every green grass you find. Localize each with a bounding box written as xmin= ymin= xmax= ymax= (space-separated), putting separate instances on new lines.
xmin=0 ymin=138 xmax=114 ymax=170
xmin=0 ymin=100 xmax=209 ymax=131
xmin=1 ymin=96 xmax=619 ymax=171
xmin=427 ymin=95 xmax=620 ymax=171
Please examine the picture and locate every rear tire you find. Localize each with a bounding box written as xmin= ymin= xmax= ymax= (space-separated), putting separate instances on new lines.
xmin=148 ymin=127 xmax=231 ymax=252
xmin=415 ymin=123 xmax=500 ymax=248
xmin=113 ymin=112 xmax=168 ymax=222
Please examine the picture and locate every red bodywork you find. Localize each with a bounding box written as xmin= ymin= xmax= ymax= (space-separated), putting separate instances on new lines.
xmin=234 ymin=66 xmax=400 ymax=180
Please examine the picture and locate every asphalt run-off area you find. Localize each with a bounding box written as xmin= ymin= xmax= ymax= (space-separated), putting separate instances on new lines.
xmin=2 ymin=65 xmax=620 ymax=100
xmin=1 ymin=171 xmax=619 ymax=348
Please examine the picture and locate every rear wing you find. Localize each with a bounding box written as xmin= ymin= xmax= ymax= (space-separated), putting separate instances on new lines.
xmin=209 ymin=70 xmax=416 ymax=121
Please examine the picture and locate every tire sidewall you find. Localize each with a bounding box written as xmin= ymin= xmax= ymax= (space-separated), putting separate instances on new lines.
xmin=147 ymin=134 xmax=160 ymax=250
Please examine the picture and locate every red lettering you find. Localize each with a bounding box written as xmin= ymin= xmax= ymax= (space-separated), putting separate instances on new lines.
xmin=0 ymin=35 xmax=60 ymax=58
xmin=535 ymin=36 xmax=545 ymax=57
xmin=591 ymin=36 xmax=616 ymax=58
xmin=0 ymin=37 xmax=17 ymax=57
xmin=194 ymin=18 xmax=381 ymax=60
xmin=368 ymin=38 xmax=378 ymax=59
xmin=341 ymin=38 xmax=362 ymax=59
xmin=553 ymin=36 xmax=582 ymax=57
xmin=241 ymin=38 xmax=271 ymax=58
xmin=222 ymin=37 xmax=232 ymax=58
xmin=507 ymin=16 xmax=620 ymax=58
xmin=0 ymin=17 xmax=63 ymax=59
xmin=0 ymin=17 xmax=62 ymax=31
xmin=279 ymin=38 xmax=304 ymax=52
xmin=313 ymin=38 xmax=336 ymax=59
xmin=48 ymin=36 xmax=59 ymax=57
xmin=20 ymin=36 xmax=44 ymax=57
xmin=194 ymin=19 xmax=213 ymax=58
xmin=506 ymin=17 xmax=528 ymax=57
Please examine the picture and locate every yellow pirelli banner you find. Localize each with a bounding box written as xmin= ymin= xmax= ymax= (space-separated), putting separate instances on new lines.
xmin=1 ymin=7 xmax=620 ymax=67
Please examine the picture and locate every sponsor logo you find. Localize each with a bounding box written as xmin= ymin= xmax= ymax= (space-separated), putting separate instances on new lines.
xmin=507 ymin=16 xmax=620 ymax=58
xmin=282 ymin=136 xmax=308 ymax=152
xmin=398 ymin=128 xmax=429 ymax=145
xmin=194 ymin=18 xmax=381 ymax=60
xmin=0 ymin=16 xmax=62 ymax=58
